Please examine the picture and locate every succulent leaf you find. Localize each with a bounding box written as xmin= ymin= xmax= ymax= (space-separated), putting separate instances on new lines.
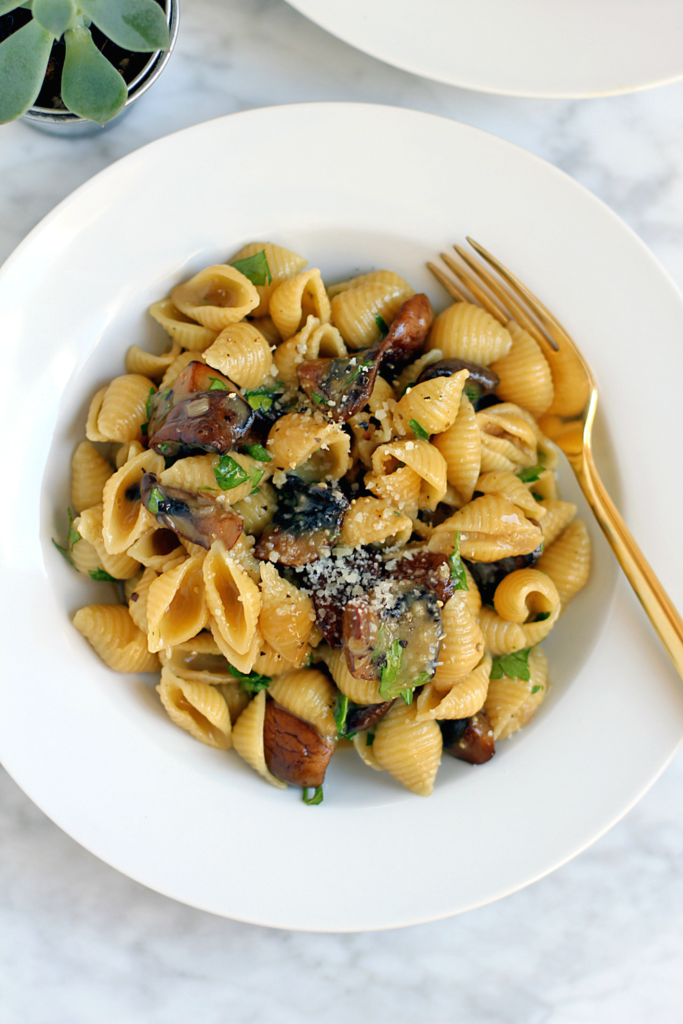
xmin=81 ymin=0 xmax=169 ymax=52
xmin=0 ymin=1 xmax=24 ymax=14
xmin=0 ymin=17 xmax=53 ymax=123
xmin=61 ymin=25 xmax=127 ymax=124
xmin=32 ymin=0 xmax=75 ymax=37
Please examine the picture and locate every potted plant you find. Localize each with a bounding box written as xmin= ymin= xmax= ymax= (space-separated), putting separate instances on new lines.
xmin=0 ymin=0 xmax=178 ymax=135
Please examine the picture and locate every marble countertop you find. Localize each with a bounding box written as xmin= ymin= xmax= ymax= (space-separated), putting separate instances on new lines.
xmin=1 ymin=1 xmax=682 ymax=1020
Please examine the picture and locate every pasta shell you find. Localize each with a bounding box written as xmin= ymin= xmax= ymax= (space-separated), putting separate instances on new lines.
xmin=475 ymin=471 xmax=546 ymax=520
xmin=427 ymin=302 xmax=512 ymax=365
xmin=536 ymin=519 xmax=590 ymax=606
xmin=432 ymin=592 xmax=485 ymax=692
xmin=432 ymin=394 xmax=481 ymax=504
xmin=73 ymin=604 xmax=159 ymax=673
xmin=74 ymin=505 xmax=141 ymax=579
xmin=428 ymin=494 xmax=543 ymax=561
xmin=146 ymin=554 xmax=210 ymax=653
xmin=157 ymin=667 xmax=231 ymax=749
xmin=125 ymin=340 xmax=182 ymax=379
xmin=493 ymin=568 xmax=560 ymax=623
xmin=373 ymin=701 xmax=442 ymax=796
xmin=71 ymin=441 xmax=114 ymax=514
xmin=393 ymin=369 xmax=468 ymax=437
xmin=330 ymin=272 xmax=414 ymax=350
xmin=319 ymin=647 xmax=384 ymax=704
xmin=259 ymin=563 xmax=315 ymax=667
xmin=339 ymin=496 xmax=412 ymax=549
xmin=371 ymin=439 xmax=447 ymax=512
xmin=266 ymin=412 xmax=350 ymax=480
xmin=269 ymin=269 xmax=331 ymax=340
xmin=149 ymin=298 xmax=218 ymax=351
xmin=539 ymin=500 xmax=577 ymax=548
xmin=203 ymin=541 xmax=261 ymax=656
xmin=485 ymin=646 xmax=548 ymax=740
xmin=232 ymin=690 xmax=287 ymax=789
xmin=228 ymin=241 xmax=307 ymax=317
xmin=127 ymin=527 xmax=186 ymax=574
xmin=489 ymin=320 xmax=554 ymax=417
xmin=273 ymin=316 xmax=347 ymax=387
xmin=416 ymin=654 xmax=491 ymax=721
xmin=210 ymin=617 xmax=263 ymax=675
xmin=101 ymin=449 xmax=164 ymax=554
xmin=204 ymin=322 xmax=274 ymax=389
xmin=160 ymin=350 xmax=205 ymax=389
xmin=268 ymin=669 xmax=337 ymax=742
xmin=171 ymin=265 xmax=259 ymax=331
xmin=127 ymin=566 xmax=158 ymax=633
xmin=90 ymin=374 xmax=155 ymax=443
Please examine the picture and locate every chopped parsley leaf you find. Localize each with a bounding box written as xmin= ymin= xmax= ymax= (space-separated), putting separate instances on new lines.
xmin=214 ymin=455 xmax=249 ymax=490
xmin=517 ymin=465 xmax=545 ymax=483
xmin=230 ymin=249 xmax=272 ymax=286
xmin=345 ymin=359 xmax=374 ymax=387
xmin=334 ymin=693 xmax=356 ymax=739
xmin=140 ymin=422 xmax=148 ymax=436
xmin=409 ymin=419 xmax=429 ymax=440
xmin=375 ymin=314 xmax=389 ymax=337
xmin=311 ymin=392 xmax=330 ymax=406
xmin=302 ymin=785 xmax=324 ymax=806
xmin=531 ymin=492 xmax=544 ymax=502
xmin=243 ymin=443 xmax=272 ymax=462
xmin=464 ymin=384 xmax=480 ymax=403
xmin=378 ymin=639 xmax=404 ymax=700
xmin=531 ymin=684 xmax=543 ymax=695
xmin=52 ymin=508 xmax=81 ymax=566
xmin=534 ymin=611 xmax=551 ymax=622
xmin=244 ymin=384 xmax=279 ymax=412
xmin=490 ymin=648 xmax=531 ymax=682
xmin=147 ymin=486 xmax=165 ymax=514
xmin=250 ymin=468 xmax=265 ymax=493
xmin=208 ymin=377 xmax=230 ymax=391
xmin=89 ymin=568 xmax=118 ymax=582
xmin=400 ymin=688 xmax=413 ymax=705
xmin=366 ymin=730 xmax=375 ymax=746
xmin=228 ymin=664 xmax=271 ymax=692
xmin=145 ymin=387 xmax=156 ymax=420
xmin=448 ymin=532 xmax=469 ymax=591
xmin=156 ymin=442 xmax=173 ymax=455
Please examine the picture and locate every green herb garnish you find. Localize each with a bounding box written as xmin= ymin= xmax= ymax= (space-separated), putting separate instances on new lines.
xmin=230 ymin=249 xmax=272 ymax=286
xmin=311 ymin=392 xmax=330 ymax=407
xmin=408 ymin=419 xmax=429 ymax=440
xmin=52 ymin=507 xmax=81 ymax=566
xmin=345 ymin=359 xmax=374 ymax=387
xmin=244 ymin=384 xmax=280 ymax=412
xmin=366 ymin=730 xmax=375 ymax=746
xmin=214 ymin=455 xmax=249 ymax=490
xmin=250 ymin=468 xmax=265 ymax=493
xmin=517 ymin=465 xmax=545 ymax=483
xmin=147 ymin=486 xmax=165 ymax=515
xmin=302 ymin=785 xmax=324 ymax=806
xmin=375 ymin=314 xmax=389 ymax=337
xmin=227 ymin=664 xmax=271 ymax=693
xmin=464 ymin=384 xmax=480 ymax=403
xmin=208 ymin=377 xmax=230 ymax=391
xmin=156 ymin=442 xmax=173 ymax=455
xmin=448 ymin=532 xmax=469 ymax=591
xmin=334 ymin=693 xmax=356 ymax=739
xmin=490 ymin=648 xmax=531 ymax=682
xmin=400 ymin=688 xmax=413 ymax=705
xmin=378 ymin=639 xmax=404 ymax=700
xmin=531 ymin=492 xmax=544 ymax=502
xmin=243 ymin=443 xmax=272 ymax=462
xmin=531 ymin=684 xmax=543 ymax=695
xmin=534 ymin=611 xmax=551 ymax=622
xmin=145 ymin=387 xmax=156 ymax=420
xmin=89 ymin=568 xmax=118 ymax=583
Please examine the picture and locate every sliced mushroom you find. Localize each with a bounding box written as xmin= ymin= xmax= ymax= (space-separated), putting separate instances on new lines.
xmin=295 ymin=294 xmax=433 ymax=422
xmin=463 ymin=548 xmax=542 ymax=605
xmin=140 ymin=472 xmax=243 ymax=550
xmin=298 ymin=547 xmax=387 ymax=646
xmin=345 ymin=700 xmax=394 ymax=734
xmin=440 ymin=711 xmax=495 ymax=764
xmin=254 ymin=475 xmax=349 ymax=566
xmin=263 ymin=700 xmax=335 ymax=787
xmin=343 ymin=580 xmax=444 ymax=696
xmin=387 ymin=550 xmax=455 ymax=604
xmin=148 ymin=361 xmax=254 ymax=457
xmin=378 ymin=293 xmax=434 ymax=379
xmin=417 ymin=357 xmax=499 ymax=403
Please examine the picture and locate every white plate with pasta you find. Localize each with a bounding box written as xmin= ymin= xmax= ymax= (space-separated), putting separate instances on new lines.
xmin=285 ymin=0 xmax=683 ymax=98
xmin=0 ymin=104 xmax=682 ymax=932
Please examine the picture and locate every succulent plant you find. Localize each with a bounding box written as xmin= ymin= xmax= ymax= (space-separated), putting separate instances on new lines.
xmin=0 ymin=0 xmax=169 ymax=124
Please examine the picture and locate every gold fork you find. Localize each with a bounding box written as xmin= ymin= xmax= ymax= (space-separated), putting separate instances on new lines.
xmin=428 ymin=240 xmax=683 ymax=680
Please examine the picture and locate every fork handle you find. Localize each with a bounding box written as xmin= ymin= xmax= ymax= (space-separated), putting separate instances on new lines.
xmin=577 ymin=449 xmax=683 ymax=679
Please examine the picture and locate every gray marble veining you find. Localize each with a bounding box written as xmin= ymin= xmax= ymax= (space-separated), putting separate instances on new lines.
xmin=1 ymin=1 xmax=682 ymax=1020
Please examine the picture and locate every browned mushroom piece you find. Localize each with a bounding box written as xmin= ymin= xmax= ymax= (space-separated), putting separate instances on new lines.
xmin=263 ymin=700 xmax=335 ymax=787
xmin=254 ymin=475 xmax=349 ymax=566
xmin=299 ymin=547 xmax=387 ymax=646
xmin=297 ymin=349 xmax=382 ymax=422
xmin=140 ymin=472 xmax=243 ymax=550
xmin=148 ymin=361 xmax=254 ymax=457
xmin=342 ymin=581 xmax=444 ymax=700
xmin=345 ymin=700 xmax=394 ymax=734
xmin=416 ymin=356 xmax=499 ymax=403
xmin=378 ymin=292 xmax=433 ymax=379
xmin=387 ymin=550 xmax=455 ymax=604
xmin=440 ymin=712 xmax=495 ymax=764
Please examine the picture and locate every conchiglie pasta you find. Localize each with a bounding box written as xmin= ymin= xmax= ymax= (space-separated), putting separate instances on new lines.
xmin=477 ymin=405 xmax=537 ymax=472
xmin=365 ymin=464 xmax=422 ymax=516
xmin=431 ymin=592 xmax=485 ymax=692
xmin=273 ymin=316 xmax=347 ymax=387
xmin=127 ymin=526 xmax=186 ymax=574
xmin=159 ymin=632 xmax=235 ymax=684
xmin=73 ymin=604 xmax=159 ymax=673
xmin=74 ymin=505 xmax=141 ymax=579
xmin=339 ymin=497 xmax=412 ymax=549
xmin=231 ymin=482 xmax=278 ymax=537
xmin=149 ymin=298 xmax=218 ymax=351
xmin=269 ymin=269 xmax=331 ymax=340
xmin=371 ymin=439 xmax=447 ymax=511
xmin=485 ymin=646 xmax=548 ymax=740
xmin=393 ymin=369 xmax=468 ymax=437
xmin=71 ymin=441 xmax=113 ymax=514
xmin=319 ymin=647 xmax=384 ymax=704
xmin=539 ymin=500 xmax=577 ymax=547
xmin=127 ymin=566 xmax=157 ymax=633
xmin=427 ymin=302 xmax=512 ymax=365
xmin=160 ymin=452 xmax=268 ymax=505
xmin=160 ymin=350 xmax=205 ymax=389
xmin=330 ymin=272 xmax=414 ymax=350
xmin=266 ymin=412 xmax=350 ymax=480
xmin=431 ymin=393 xmax=481 ymax=505
xmin=171 ymin=264 xmax=259 ymax=330
xmin=101 ymin=449 xmax=164 ymax=554
xmin=489 ymin=320 xmax=554 ymax=417
xmin=373 ymin=701 xmax=442 ymax=796
xmin=493 ymin=568 xmax=560 ymax=623
xmin=228 ymin=241 xmax=307 ymax=317
xmin=474 ymin=471 xmax=546 ymax=520
xmin=87 ymin=374 xmax=154 ymax=443
xmin=125 ymin=340 xmax=182 ymax=380
xmin=428 ymin=494 xmax=543 ymax=562
xmin=146 ymin=554 xmax=210 ymax=653
xmin=392 ymin=349 xmax=443 ymax=395
xmin=536 ymin=519 xmax=590 ymax=606
xmin=268 ymin=669 xmax=337 ymax=742
xmin=259 ymin=562 xmax=315 ymax=667
xmin=416 ymin=654 xmax=491 ymax=722
xmin=232 ymin=690 xmax=287 ymax=789
xmin=203 ymin=322 xmax=273 ymax=389
xmin=210 ymin=617 xmax=263 ymax=675
xmin=115 ymin=440 xmax=144 ymax=469
xmin=203 ymin=541 xmax=261 ymax=656
xmin=157 ymin=667 xmax=231 ymax=749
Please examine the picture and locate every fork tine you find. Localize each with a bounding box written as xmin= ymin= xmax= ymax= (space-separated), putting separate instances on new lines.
xmin=439 ymin=252 xmax=507 ymax=325
xmin=426 ymin=261 xmax=469 ymax=303
xmin=452 ymin=245 xmax=558 ymax=354
xmin=467 ymin=237 xmax=573 ymax=351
